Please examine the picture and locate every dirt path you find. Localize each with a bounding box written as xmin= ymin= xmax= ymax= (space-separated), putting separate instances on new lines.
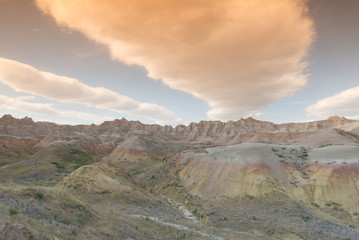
xmin=129 ymin=214 xmax=224 ymax=240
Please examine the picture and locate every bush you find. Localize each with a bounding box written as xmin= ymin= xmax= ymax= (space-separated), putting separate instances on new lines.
xmin=301 ymin=215 xmax=311 ymax=222
xmin=9 ymin=208 xmax=18 ymax=216
xmin=312 ymin=202 xmax=320 ymax=208
xmin=36 ymin=191 xmax=44 ymax=200
xmin=246 ymin=194 xmax=255 ymax=200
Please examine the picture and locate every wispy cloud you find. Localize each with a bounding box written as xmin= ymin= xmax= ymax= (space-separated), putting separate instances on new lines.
xmin=36 ymin=0 xmax=315 ymax=121
xmin=0 ymin=57 xmax=180 ymax=125
xmin=306 ymin=86 xmax=359 ymax=119
xmin=0 ymin=95 xmax=57 ymax=115
xmin=0 ymin=94 xmax=114 ymax=123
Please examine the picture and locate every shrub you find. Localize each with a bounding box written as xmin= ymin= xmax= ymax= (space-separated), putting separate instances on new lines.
xmin=246 ymin=194 xmax=255 ymax=200
xmin=312 ymin=202 xmax=320 ymax=208
xmin=325 ymin=202 xmax=332 ymax=207
xmin=36 ymin=191 xmax=44 ymax=200
xmin=301 ymin=215 xmax=311 ymax=222
xmin=9 ymin=208 xmax=18 ymax=216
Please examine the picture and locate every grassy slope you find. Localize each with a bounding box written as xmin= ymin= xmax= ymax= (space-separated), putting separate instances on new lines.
xmin=0 ymin=141 xmax=115 ymax=186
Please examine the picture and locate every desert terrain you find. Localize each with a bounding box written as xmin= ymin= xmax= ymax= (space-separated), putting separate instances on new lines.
xmin=0 ymin=114 xmax=359 ymax=239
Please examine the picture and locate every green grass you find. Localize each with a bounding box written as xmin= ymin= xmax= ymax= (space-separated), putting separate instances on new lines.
xmin=130 ymin=168 xmax=147 ymax=175
xmin=9 ymin=208 xmax=19 ymax=216
xmin=301 ymin=215 xmax=311 ymax=222
xmin=36 ymin=191 xmax=44 ymax=200
xmin=62 ymin=148 xmax=94 ymax=169
xmin=5 ymin=165 xmax=50 ymax=178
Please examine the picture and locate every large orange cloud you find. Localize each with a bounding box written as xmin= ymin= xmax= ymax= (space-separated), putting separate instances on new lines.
xmin=36 ymin=0 xmax=315 ymax=120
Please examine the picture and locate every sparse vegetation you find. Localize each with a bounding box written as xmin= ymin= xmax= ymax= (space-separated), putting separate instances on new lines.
xmin=36 ymin=191 xmax=44 ymax=200
xmin=100 ymin=230 xmax=110 ymax=237
xmin=64 ymin=148 xmax=93 ymax=169
xmin=131 ymin=168 xmax=147 ymax=175
xmin=245 ymin=194 xmax=256 ymax=200
xmin=312 ymin=202 xmax=320 ymax=208
xmin=320 ymin=144 xmax=332 ymax=148
xmin=301 ymin=215 xmax=311 ymax=222
xmin=331 ymin=201 xmax=342 ymax=206
xmin=1 ymin=116 xmax=359 ymax=240
xmin=9 ymin=207 xmax=18 ymax=216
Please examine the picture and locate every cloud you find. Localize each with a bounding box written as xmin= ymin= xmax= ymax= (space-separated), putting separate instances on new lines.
xmin=36 ymin=0 xmax=315 ymax=120
xmin=306 ymin=86 xmax=359 ymax=119
xmin=0 ymin=94 xmax=114 ymax=123
xmin=0 ymin=57 xmax=179 ymax=124
xmin=0 ymin=95 xmax=58 ymax=115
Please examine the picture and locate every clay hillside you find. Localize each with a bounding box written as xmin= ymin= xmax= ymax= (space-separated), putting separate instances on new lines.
xmin=1 ymin=114 xmax=359 ymax=240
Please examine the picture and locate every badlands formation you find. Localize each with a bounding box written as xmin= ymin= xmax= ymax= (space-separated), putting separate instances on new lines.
xmin=0 ymin=114 xmax=359 ymax=239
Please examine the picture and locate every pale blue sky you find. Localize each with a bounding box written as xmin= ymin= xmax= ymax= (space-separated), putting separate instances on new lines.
xmin=0 ymin=0 xmax=358 ymax=125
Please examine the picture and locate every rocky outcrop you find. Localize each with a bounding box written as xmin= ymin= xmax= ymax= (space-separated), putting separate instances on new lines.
xmin=175 ymin=143 xmax=359 ymax=212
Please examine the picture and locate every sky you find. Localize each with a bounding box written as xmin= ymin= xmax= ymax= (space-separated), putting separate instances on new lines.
xmin=0 ymin=0 xmax=358 ymax=126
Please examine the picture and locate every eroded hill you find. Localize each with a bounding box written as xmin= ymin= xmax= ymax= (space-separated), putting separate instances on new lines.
xmin=0 ymin=114 xmax=359 ymax=240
